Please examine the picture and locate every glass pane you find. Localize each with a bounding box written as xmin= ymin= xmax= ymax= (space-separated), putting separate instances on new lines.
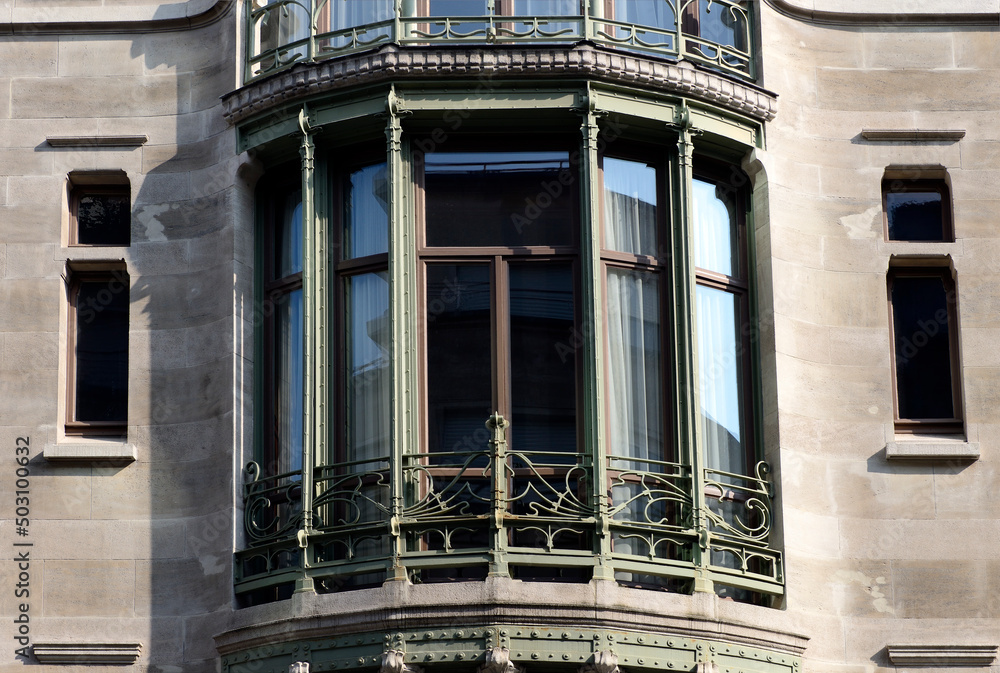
xmin=886 ymin=192 xmax=944 ymax=241
xmin=891 ymin=275 xmax=955 ymax=420
xmin=344 ymin=163 xmax=389 ymax=259
xmin=606 ymin=268 xmax=663 ymax=464
xmin=77 ymin=192 xmax=130 ymax=245
xmin=696 ymin=285 xmax=746 ymax=476
xmin=693 ymin=178 xmax=737 ymax=277
xmin=428 ymin=0 xmax=487 ymax=15
xmin=75 ymin=279 xmax=129 ymax=422
xmin=346 ymin=272 xmax=391 ymax=462
xmin=693 ymin=0 xmax=746 ymax=49
xmin=426 ymin=264 xmax=492 ymax=460
xmin=512 ymin=0 xmax=577 ymax=15
xmin=604 ymin=157 xmax=658 ymax=257
xmin=614 ymin=0 xmax=674 ymax=28
xmin=424 ymin=151 xmax=574 ymax=247
xmin=327 ymin=0 xmax=393 ymax=31
xmin=274 ymin=288 xmax=304 ymax=474
xmin=275 ymin=189 xmax=303 ymax=279
xmin=509 ymin=264 xmax=576 ymax=455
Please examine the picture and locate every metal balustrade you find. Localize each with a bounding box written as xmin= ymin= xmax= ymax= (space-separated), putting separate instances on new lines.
xmin=235 ymin=413 xmax=782 ymax=601
xmin=244 ymin=0 xmax=755 ymax=83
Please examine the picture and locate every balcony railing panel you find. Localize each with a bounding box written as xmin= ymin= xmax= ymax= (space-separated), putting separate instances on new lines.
xmin=244 ymin=0 xmax=755 ymax=82
xmin=235 ymin=415 xmax=782 ymax=600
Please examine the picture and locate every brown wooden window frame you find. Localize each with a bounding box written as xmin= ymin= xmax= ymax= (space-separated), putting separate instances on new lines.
xmin=65 ymin=262 xmax=130 ymax=436
xmin=887 ymin=264 xmax=964 ymax=435
xmin=68 ymin=171 xmax=131 ymax=247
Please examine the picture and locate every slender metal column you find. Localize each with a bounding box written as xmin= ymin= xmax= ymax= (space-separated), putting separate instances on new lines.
xmin=487 ymin=412 xmax=510 ymax=578
xmin=386 ymin=88 xmax=414 ymax=582
xmin=579 ymin=87 xmax=614 ymax=581
xmin=671 ymin=105 xmax=712 ymax=594
xmin=296 ymin=108 xmax=318 ymax=594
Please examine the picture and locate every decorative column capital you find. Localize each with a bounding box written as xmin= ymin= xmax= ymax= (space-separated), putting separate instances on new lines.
xmin=581 ymin=651 xmax=619 ymax=673
xmin=381 ymin=650 xmax=424 ymax=673
xmin=479 ymin=647 xmax=525 ymax=673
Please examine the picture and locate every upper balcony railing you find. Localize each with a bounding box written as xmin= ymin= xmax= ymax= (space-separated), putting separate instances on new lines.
xmin=245 ymin=0 xmax=755 ymax=83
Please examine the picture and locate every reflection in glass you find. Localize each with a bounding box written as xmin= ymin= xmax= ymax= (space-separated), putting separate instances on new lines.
xmin=275 ymin=288 xmax=304 ymax=474
xmin=604 ymin=157 xmax=658 ymax=257
xmin=886 ymin=192 xmax=944 ymax=241
xmin=606 ymin=268 xmax=662 ymax=464
xmin=696 ymin=285 xmax=745 ymax=476
xmin=77 ymin=192 xmax=130 ymax=245
xmin=613 ymin=0 xmax=674 ymax=45
xmin=424 ymin=151 xmax=574 ymax=247
xmin=75 ymin=281 xmax=129 ymax=422
xmin=686 ymin=0 xmax=746 ymax=49
xmin=512 ymin=0 xmax=577 ymax=15
xmin=346 ymin=272 xmax=391 ymax=462
xmin=275 ymin=189 xmax=303 ymax=278
xmin=327 ymin=0 xmax=393 ymax=31
xmin=344 ymin=163 xmax=389 ymax=259
xmin=428 ymin=0 xmax=487 ymax=15
xmin=509 ymin=264 xmax=576 ymax=455
xmin=891 ymin=275 xmax=955 ymax=419
xmin=693 ymin=178 xmax=736 ymax=277
xmin=426 ymin=265 xmax=492 ymax=459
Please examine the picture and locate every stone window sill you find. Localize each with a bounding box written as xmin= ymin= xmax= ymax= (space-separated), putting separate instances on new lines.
xmin=43 ymin=442 xmax=135 ymax=463
xmin=885 ymin=441 xmax=979 ymax=461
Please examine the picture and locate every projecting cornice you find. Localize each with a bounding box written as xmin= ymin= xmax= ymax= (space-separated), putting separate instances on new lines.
xmin=221 ymin=43 xmax=778 ymax=127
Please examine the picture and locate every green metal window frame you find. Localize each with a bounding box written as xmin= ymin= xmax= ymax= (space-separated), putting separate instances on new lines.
xmin=237 ymin=84 xmax=781 ymax=605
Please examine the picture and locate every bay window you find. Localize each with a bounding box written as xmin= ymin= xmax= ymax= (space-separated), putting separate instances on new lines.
xmin=242 ymin=122 xmax=779 ymax=604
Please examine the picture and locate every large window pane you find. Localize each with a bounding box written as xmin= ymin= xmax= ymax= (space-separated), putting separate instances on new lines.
xmin=693 ymin=178 xmax=737 ymax=277
xmin=75 ymin=279 xmax=129 ymax=423
xmin=328 ymin=0 xmax=393 ymax=31
xmin=891 ymin=275 xmax=955 ymax=420
xmin=604 ymin=157 xmax=658 ymax=257
xmin=886 ymin=191 xmax=945 ymax=242
xmin=606 ymin=268 xmax=662 ymax=463
xmin=509 ymin=264 xmax=576 ymax=454
xmin=424 ymin=151 xmax=574 ymax=247
xmin=512 ymin=0 xmax=577 ymax=15
xmin=426 ymin=264 xmax=493 ymax=458
xmin=274 ymin=288 xmax=304 ymax=474
xmin=696 ymin=285 xmax=745 ymax=476
xmin=346 ymin=272 xmax=391 ymax=461
xmin=344 ymin=163 xmax=389 ymax=259
xmin=428 ymin=0 xmax=487 ymax=15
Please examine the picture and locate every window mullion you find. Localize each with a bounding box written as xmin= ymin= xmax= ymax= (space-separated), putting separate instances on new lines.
xmin=671 ymin=113 xmax=713 ymax=594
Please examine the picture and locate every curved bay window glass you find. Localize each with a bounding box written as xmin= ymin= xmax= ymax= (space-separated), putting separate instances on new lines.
xmin=238 ymin=128 xmax=780 ymax=605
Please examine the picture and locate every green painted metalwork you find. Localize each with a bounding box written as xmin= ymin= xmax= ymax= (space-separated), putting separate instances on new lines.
xmin=244 ymin=0 xmax=755 ymax=83
xmin=235 ymin=85 xmax=781 ymax=602
xmin=221 ymin=624 xmax=802 ymax=673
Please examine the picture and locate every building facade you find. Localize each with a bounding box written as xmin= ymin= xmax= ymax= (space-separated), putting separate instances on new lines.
xmin=1 ymin=0 xmax=998 ymax=671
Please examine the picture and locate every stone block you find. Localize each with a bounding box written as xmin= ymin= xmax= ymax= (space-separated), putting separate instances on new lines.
xmin=92 ymin=455 xmax=231 ymax=520
xmin=3 ymin=330 xmax=58 ymax=372
xmin=134 ymin=559 xmax=229 ymax=617
xmin=11 ymin=75 xmax=182 ymax=120
xmin=786 ymin=557 xmax=894 ymax=618
xmin=57 ymin=37 xmax=143 ymax=77
xmin=28 ymin=467 xmax=93 ymax=520
xmin=891 ymin=560 xmax=991 ymax=619
xmin=781 ymin=507 xmax=841 ymax=558
xmin=839 ymin=518 xmax=1000 ymax=561
xmin=42 ymin=560 xmax=135 ymax=618
xmin=862 ymin=31 xmax=954 ymax=70
xmin=132 ymin=412 xmax=233 ymax=464
xmin=29 ymin=519 xmax=185 ymax=560
xmin=0 ymin=148 xmax=54 ymax=178
xmin=127 ymin=262 xmax=233 ymax=331
xmin=829 ymin=458 xmax=936 ymax=520
xmin=0 ymin=38 xmax=57 ymax=77
xmin=141 ymin=137 xmax=220 ymax=174
xmin=817 ymin=68 xmax=1000 ymax=113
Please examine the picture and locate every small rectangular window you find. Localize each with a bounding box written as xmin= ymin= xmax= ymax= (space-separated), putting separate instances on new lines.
xmin=69 ymin=171 xmax=131 ymax=246
xmin=888 ymin=268 xmax=962 ymax=433
xmin=883 ymin=178 xmax=952 ymax=242
xmin=67 ymin=269 xmax=130 ymax=435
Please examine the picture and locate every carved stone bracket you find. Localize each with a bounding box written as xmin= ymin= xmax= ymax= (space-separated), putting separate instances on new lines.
xmin=289 ymin=663 xmax=310 ymax=673
xmin=381 ymin=650 xmax=425 ymax=673
xmin=479 ymin=647 xmax=525 ymax=673
xmin=581 ymin=651 xmax=620 ymax=673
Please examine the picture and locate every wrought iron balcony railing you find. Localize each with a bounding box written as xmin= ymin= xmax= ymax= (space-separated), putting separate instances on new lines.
xmin=245 ymin=0 xmax=755 ymax=83
xmin=236 ymin=413 xmax=782 ymax=602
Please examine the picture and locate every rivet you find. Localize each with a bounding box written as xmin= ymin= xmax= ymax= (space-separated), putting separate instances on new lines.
xmin=425 ymin=633 xmax=434 ymax=639
xmin=549 ymin=654 xmax=554 ymax=659
xmin=531 ymin=631 xmax=540 ymax=638
xmin=425 ymin=655 xmax=433 ymax=661
xmin=638 ymin=659 xmax=645 ymax=665
xmin=668 ymin=664 xmax=674 ymax=668
xmin=668 ymin=641 xmax=674 ymax=647
xmin=739 ymin=650 xmax=745 ymax=657
xmin=457 ymin=631 xmax=464 ymax=638
xmin=638 ymin=637 xmax=644 ymax=644
xmin=357 ymin=658 xmax=364 ymax=665
xmin=356 ymin=638 xmax=363 ymax=645
xmin=501 ymin=631 xmax=509 ymax=636
xmin=458 ymin=654 xmax=465 ymax=661
xmin=563 ymin=633 xmax=570 ymax=639
xmin=532 ymin=653 xmax=540 ymax=660
xmin=767 ymin=656 xmax=774 ymax=662
xmin=564 ymin=655 xmax=571 ymax=660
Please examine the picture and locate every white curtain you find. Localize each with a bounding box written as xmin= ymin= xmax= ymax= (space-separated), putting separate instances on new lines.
xmin=276 ymin=288 xmax=304 ymax=475
xmin=346 ymin=272 xmax=391 ymax=464
xmin=606 ymin=268 xmax=662 ymax=466
xmin=345 ymin=163 xmax=389 ymax=259
xmin=604 ymin=157 xmax=657 ymax=256
xmin=692 ymin=177 xmax=734 ymax=276
xmin=695 ymin=285 xmax=744 ymax=476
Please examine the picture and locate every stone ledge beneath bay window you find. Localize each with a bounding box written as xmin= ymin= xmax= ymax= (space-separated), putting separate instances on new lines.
xmin=32 ymin=642 xmax=141 ymax=665
xmin=885 ymin=440 xmax=979 ymax=461
xmin=44 ymin=441 xmax=136 ymax=463
xmin=887 ymin=644 xmax=998 ymax=667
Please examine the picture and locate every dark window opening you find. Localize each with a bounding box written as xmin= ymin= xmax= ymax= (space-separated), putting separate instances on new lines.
xmin=883 ymin=178 xmax=952 ymax=242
